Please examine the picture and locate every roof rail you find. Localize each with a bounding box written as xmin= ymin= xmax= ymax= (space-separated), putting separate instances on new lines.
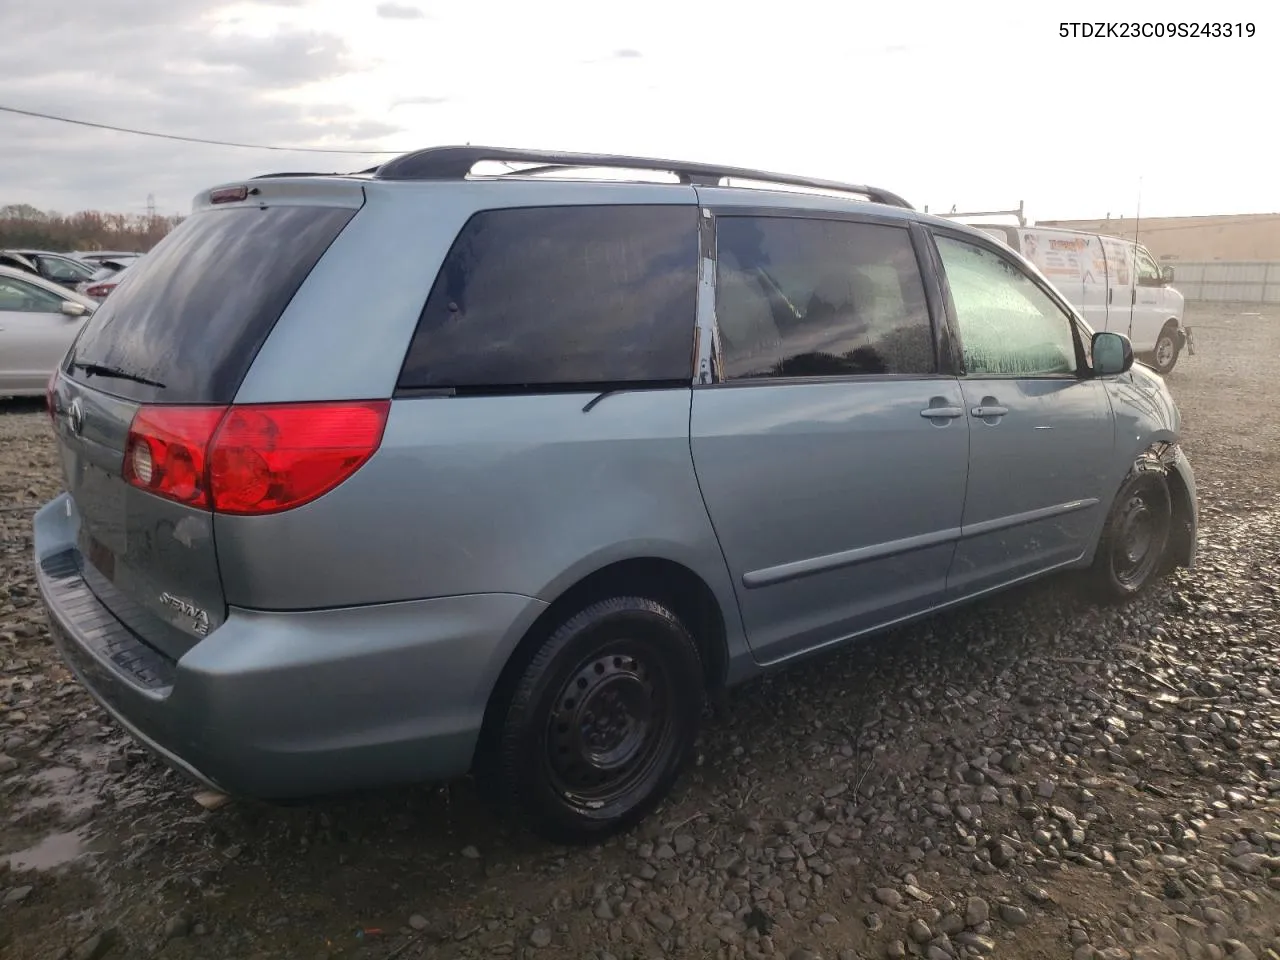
xmin=370 ymin=145 xmax=913 ymax=210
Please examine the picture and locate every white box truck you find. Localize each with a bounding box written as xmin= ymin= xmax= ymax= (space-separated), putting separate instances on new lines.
xmin=973 ymin=224 xmax=1193 ymax=374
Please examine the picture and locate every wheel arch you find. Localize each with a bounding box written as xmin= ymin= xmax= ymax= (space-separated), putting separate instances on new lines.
xmin=476 ymin=555 xmax=735 ymax=760
xmin=1089 ymin=441 xmax=1195 ymax=570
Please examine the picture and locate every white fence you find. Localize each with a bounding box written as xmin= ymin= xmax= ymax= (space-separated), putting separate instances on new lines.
xmin=1165 ymin=261 xmax=1280 ymax=304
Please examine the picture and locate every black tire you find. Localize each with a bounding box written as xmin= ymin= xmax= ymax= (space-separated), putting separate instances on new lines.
xmin=491 ymin=597 xmax=704 ymax=844
xmin=1090 ymin=462 xmax=1173 ymax=602
xmin=1149 ymin=322 xmax=1181 ymax=375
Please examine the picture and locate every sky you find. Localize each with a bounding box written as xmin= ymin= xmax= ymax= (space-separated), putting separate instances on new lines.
xmin=1 ymin=0 xmax=1276 ymax=221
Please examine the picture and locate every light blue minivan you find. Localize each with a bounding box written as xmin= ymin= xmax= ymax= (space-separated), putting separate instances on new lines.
xmin=35 ymin=146 xmax=1197 ymax=843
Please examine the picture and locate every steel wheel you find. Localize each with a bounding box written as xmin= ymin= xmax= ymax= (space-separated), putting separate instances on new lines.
xmin=490 ymin=596 xmax=704 ymax=843
xmin=1109 ymin=490 xmax=1163 ymax=588
xmin=1151 ymin=324 xmax=1180 ymax=374
xmin=544 ymin=643 xmax=673 ymax=812
xmin=1092 ymin=466 xmax=1172 ymax=601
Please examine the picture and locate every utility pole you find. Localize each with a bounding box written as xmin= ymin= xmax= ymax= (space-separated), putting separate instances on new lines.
xmin=146 ymin=193 xmax=156 ymax=219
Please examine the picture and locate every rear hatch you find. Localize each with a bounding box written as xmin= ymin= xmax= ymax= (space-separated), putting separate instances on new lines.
xmin=49 ymin=184 xmax=361 ymax=660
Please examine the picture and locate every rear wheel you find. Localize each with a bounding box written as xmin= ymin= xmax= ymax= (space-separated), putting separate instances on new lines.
xmin=1150 ymin=322 xmax=1181 ymax=374
xmin=491 ymin=597 xmax=704 ymax=843
xmin=1090 ymin=463 xmax=1172 ymax=602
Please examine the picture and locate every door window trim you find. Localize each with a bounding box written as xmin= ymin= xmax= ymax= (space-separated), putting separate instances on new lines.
xmin=926 ymin=226 xmax=1091 ymax=380
xmin=0 ymin=275 xmax=67 ymax=313
xmin=693 ymin=207 xmax=958 ymax=389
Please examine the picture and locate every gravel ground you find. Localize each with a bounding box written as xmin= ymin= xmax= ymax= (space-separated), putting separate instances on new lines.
xmin=2 ymin=303 xmax=1279 ymax=960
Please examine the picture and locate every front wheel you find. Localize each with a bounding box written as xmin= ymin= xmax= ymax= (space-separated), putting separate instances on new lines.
xmin=1090 ymin=464 xmax=1173 ymax=602
xmin=491 ymin=597 xmax=704 ymax=843
xmin=1149 ymin=322 xmax=1181 ymax=374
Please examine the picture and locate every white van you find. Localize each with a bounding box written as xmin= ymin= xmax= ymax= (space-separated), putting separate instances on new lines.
xmin=972 ymin=224 xmax=1192 ymax=374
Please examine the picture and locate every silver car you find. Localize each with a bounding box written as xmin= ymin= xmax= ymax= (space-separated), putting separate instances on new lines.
xmin=35 ymin=146 xmax=1198 ymax=843
xmin=0 ymin=265 xmax=95 ymax=397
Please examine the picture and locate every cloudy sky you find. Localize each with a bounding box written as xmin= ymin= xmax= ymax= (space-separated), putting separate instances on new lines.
xmin=1 ymin=0 xmax=1274 ymax=220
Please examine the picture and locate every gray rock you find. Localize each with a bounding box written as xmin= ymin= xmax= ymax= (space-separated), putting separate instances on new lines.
xmin=965 ymin=897 xmax=990 ymax=926
xmin=594 ymin=900 xmax=614 ymax=920
xmin=1023 ymin=883 xmax=1053 ymax=904
xmin=875 ymin=887 xmax=903 ymax=907
xmin=674 ymin=833 xmax=696 ymax=855
xmin=939 ymin=912 xmax=965 ymax=935
xmin=72 ymin=930 xmax=116 ymax=960
xmin=162 ymin=914 xmax=190 ymax=940
xmin=954 ymin=933 xmax=996 ymax=954
xmin=865 ymin=912 xmax=884 ymax=931
xmin=409 ymin=914 xmax=430 ymax=931
xmin=991 ymin=842 xmax=1016 ymax=867
xmin=887 ymin=941 xmax=907 ymax=959
xmin=1226 ymin=853 xmax=1269 ymax=874
xmin=460 ymin=845 xmax=481 ymax=859
xmin=789 ymin=949 xmax=822 ymax=960
xmin=0 ymin=754 xmax=17 ymax=774
xmin=999 ymin=904 xmax=1030 ymax=926
xmin=903 ymin=884 xmax=933 ymax=902
xmin=909 ymin=919 xmax=933 ymax=943
xmin=4 ymin=885 xmax=33 ymax=905
xmin=1037 ymin=780 xmax=1057 ymax=799
xmin=529 ymin=927 xmax=552 ymax=948
xmin=648 ymin=911 xmax=674 ymax=933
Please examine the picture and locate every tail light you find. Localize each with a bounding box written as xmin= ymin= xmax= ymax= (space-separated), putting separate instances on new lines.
xmin=86 ymin=283 xmax=116 ymax=298
xmin=122 ymin=401 xmax=389 ymax=514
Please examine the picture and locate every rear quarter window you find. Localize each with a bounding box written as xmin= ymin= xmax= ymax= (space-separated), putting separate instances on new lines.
xmin=398 ymin=204 xmax=700 ymax=391
xmin=67 ymin=204 xmax=357 ymax=404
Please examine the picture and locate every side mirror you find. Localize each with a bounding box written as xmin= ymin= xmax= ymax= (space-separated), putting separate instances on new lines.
xmin=1161 ymin=265 xmax=1174 ymax=284
xmin=60 ymin=300 xmax=88 ymax=318
xmin=1092 ymin=331 xmax=1134 ymax=376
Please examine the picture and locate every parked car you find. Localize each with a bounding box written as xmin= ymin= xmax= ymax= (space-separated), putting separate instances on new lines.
xmin=3 ymin=249 xmax=99 ymax=291
xmin=0 ymin=250 xmax=40 ymax=276
xmin=79 ymin=260 xmax=137 ymax=300
xmin=0 ymin=265 xmax=96 ymax=397
xmin=72 ymin=251 xmax=141 ymax=267
xmin=971 ymin=225 xmax=1190 ymax=374
xmin=36 ymin=146 xmax=1198 ymax=843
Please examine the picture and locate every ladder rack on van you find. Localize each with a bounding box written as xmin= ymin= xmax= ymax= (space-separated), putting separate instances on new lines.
xmin=363 ymin=145 xmax=915 ymax=210
xmin=925 ymin=200 xmax=1026 ymax=227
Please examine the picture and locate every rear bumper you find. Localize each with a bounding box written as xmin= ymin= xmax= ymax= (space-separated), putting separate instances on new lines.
xmin=34 ymin=494 xmax=548 ymax=800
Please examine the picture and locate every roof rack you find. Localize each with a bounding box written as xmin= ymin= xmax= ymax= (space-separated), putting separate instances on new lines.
xmin=370 ymin=145 xmax=913 ymax=209
xmin=925 ymin=201 xmax=1026 ymax=227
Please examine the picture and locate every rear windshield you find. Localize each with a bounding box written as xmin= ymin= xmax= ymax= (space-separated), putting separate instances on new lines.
xmin=66 ymin=204 xmax=356 ymax=404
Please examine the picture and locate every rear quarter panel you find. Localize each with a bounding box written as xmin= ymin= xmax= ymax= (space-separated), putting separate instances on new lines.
xmin=213 ymin=389 xmax=746 ymax=647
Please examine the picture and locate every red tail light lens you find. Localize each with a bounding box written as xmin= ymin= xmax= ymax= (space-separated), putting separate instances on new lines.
xmin=86 ymin=283 xmax=115 ymax=298
xmin=122 ymin=401 xmax=390 ymax=515
xmin=123 ymin=407 xmax=228 ymax=508
xmin=209 ymin=402 xmax=389 ymax=514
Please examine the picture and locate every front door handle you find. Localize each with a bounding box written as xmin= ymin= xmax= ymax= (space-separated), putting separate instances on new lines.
xmin=920 ymin=405 xmax=964 ymax=419
xmin=971 ymin=405 xmax=1009 ymax=418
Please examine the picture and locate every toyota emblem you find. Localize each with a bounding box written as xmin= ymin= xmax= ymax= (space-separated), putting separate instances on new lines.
xmin=67 ymin=398 xmax=84 ymax=436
